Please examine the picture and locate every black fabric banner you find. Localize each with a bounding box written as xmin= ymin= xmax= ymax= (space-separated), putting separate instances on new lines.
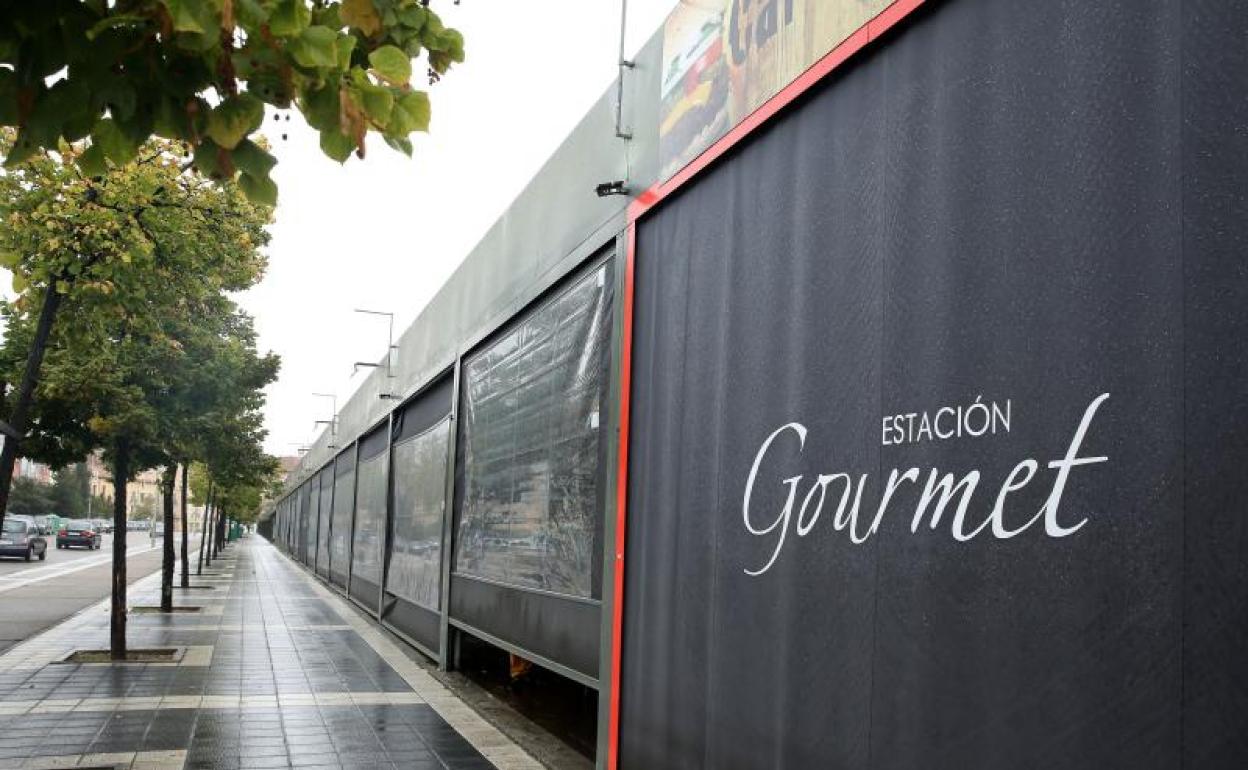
xmin=315 ymin=466 xmax=333 ymax=576
xmin=621 ymin=1 xmax=1248 ymax=768
xmin=393 ymin=373 xmax=454 ymax=444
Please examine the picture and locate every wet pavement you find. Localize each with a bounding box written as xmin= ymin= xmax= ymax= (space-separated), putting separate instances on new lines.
xmin=0 ymin=538 xmax=541 ymax=769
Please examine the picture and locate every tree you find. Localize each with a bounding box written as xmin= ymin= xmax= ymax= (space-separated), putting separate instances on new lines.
xmin=0 ymin=141 xmax=272 ymax=659
xmin=151 ymin=296 xmax=278 ymax=609
xmin=0 ymin=0 xmax=464 ymax=204
xmin=7 ymin=476 xmax=54 ymax=517
xmin=0 ymin=133 xmax=269 ymax=532
xmin=49 ymin=462 xmax=91 ymax=516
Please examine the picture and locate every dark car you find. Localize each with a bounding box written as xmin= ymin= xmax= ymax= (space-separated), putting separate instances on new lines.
xmin=57 ymin=519 xmax=102 ymax=550
xmin=0 ymin=519 xmax=47 ymax=561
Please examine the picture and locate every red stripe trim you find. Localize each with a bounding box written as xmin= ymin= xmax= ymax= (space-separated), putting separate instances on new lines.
xmin=611 ymin=2 xmax=924 ymax=766
xmin=606 ymin=221 xmax=636 ymax=770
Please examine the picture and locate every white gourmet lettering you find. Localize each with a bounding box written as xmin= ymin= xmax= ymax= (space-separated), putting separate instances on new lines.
xmin=1040 ymin=392 xmax=1110 ymax=537
xmin=912 ymin=469 xmax=979 ymax=533
xmin=882 ymin=395 xmax=1012 ymax=447
xmin=744 ymin=393 xmax=1110 ymax=576
xmin=742 ymin=423 xmax=805 ymax=576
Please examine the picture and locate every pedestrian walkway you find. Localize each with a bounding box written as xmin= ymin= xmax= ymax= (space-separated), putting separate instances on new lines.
xmin=0 ymin=537 xmax=542 ymax=769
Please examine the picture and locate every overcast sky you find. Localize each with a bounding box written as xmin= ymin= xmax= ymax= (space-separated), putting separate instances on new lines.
xmin=242 ymin=1 xmax=679 ymax=457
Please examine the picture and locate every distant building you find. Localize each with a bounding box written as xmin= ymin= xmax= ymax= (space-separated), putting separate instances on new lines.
xmin=86 ymin=451 xmax=194 ymax=526
xmin=0 ymin=437 xmax=53 ymax=484
xmin=276 ymin=455 xmax=301 ymax=481
xmin=14 ymin=456 xmax=52 ymax=485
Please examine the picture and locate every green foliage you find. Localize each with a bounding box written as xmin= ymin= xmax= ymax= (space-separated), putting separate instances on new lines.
xmin=0 ymin=133 xmax=277 ymax=497
xmin=0 ymin=0 xmax=465 ymax=203
xmin=50 ymin=462 xmax=92 ymax=517
xmin=7 ymin=477 xmax=54 ymax=517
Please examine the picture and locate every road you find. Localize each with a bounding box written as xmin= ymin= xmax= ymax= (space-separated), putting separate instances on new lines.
xmin=0 ymin=531 xmax=201 ymax=654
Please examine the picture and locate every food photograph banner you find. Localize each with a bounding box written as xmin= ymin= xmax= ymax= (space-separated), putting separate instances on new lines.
xmin=658 ymin=0 xmax=890 ymax=180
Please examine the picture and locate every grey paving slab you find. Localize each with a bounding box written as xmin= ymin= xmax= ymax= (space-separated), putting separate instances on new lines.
xmin=0 ymin=538 xmax=542 ymax=770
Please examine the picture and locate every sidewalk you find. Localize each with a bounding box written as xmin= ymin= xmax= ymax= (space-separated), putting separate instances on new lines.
xmin=0 ymin=537 xmax=542 ymax=769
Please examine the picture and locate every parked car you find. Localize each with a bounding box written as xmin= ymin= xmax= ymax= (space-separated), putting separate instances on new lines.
xmin=0 ymin=519 xmax=47 ymax=561
xmin=91 ymin=519 xmax=113 ymax=534
xmin=8 ymin=514 xmax=36 ymax=531
xmin=150 ymin=521 xmax=165 ymax=540
xmin=57 ymin=519 xmax=102 ymax=550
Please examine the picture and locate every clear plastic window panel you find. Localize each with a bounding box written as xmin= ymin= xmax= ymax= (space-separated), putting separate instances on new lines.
xmin=303 ymin=479 xmax=319 ymax=564
xmin=316 ymin=473 xmax=333 ymax=569
xmin=351 ymin=453 xmax=387 ymax=586
xmin=386 ymin=419 xmax=450 ymax=610
xmin=330 ymin=468 xmax=355 ymax=575
xmin=454 ymin=264 xmax=610 ymax=598
xmin=294 ymin=494 xmax=303 ymax=555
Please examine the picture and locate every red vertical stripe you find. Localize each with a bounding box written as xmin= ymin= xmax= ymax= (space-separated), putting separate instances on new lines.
xmin=607 ymin=221 xmax=636 ymax=770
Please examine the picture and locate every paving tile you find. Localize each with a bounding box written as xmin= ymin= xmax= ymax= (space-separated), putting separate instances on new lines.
xmin=0 ymin=540 xmax=540 ymax=769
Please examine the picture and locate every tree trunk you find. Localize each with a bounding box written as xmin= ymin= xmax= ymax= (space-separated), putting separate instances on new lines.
xmin=0 ymin=284 xmax=63 ymax=530
xmin=206 ymin=498 xmax=215 ymax=565
xmin=159 ymin=466 xmax=175 ymax=613
xmin=179 ymin=464 xmax=189 ymax=588
xmin=197 ymin=482 xmax=213 ymax=573
xmin=110 ymin=445 xmax=129 ymax=661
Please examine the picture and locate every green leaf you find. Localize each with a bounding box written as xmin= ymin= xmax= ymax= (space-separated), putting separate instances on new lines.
xmin=383 ymin=135 xmax=412 ymax=156
xmin=11 ymin=273 xmax=27 ymax=294
xmin=368 ymin=45 xmax=411 ymax=85
xmin=0 ymin=251 xmax=20 ymax=270
xmin=341 ymin=0 xmax=382 ymax=36
xmin=192 ymin=139 xmax=227 ymax=179
xmin=232 ymin=140 xmax=277 ymax=179
xmin=288 ymin=26 xmax=340 ymax=69
xmin=204 ymin=94 xmax=264 ymax=150
xmin=78 ymin=141 xmax=108 ymax=177
xmin=318 ymin=130 xmax=354 ymax=162
xmin=335 ymin=34 xmax=357 ymax=70
xmin=396 ymin=4 xmax=428 ymax=30
xmin=238 ymin=172 xmax=277 ymax=206
xmin=97 ymin=81 xmax=137 ymax=121
xmin=3 ymin=129 xmax=40 ymax=167
xmin=235 ymin=0 xmax=269 ymax=27
xmin=160 ymin=0 xmax=211 ymax=33
xmin=55 ymin=280 xmax=70 ymax=295
xmin=300 ymin=85 xmax=340 ymax=132
xmin=268 ymin=0 xmax=311 ymax=37
xmin=94 ymin=118 xmax=139 ymax=165
xmin=353 ymin=82 xmax=393 ymax=128
xmin=389 ymin=90 xmax=430 ymax=134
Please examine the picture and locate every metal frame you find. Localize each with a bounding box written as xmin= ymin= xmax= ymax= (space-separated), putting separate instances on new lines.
xmin=376 ymin=368 xmax=456 ymax=667
xmin=436 ymin=358 xmax=461 ymax=670
xmin=344 ymin=439 xmax=361 ymax=605
xmin=377 ymin=410 xmax=394 ymax=621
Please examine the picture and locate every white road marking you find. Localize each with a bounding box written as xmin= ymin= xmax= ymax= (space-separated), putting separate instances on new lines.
xmin=0 ymin=542 xmax=161 ymax=595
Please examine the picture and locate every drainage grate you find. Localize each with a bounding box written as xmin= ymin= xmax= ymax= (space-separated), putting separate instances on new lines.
xmin=131 ymin=605 xmax=202 ymax=613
